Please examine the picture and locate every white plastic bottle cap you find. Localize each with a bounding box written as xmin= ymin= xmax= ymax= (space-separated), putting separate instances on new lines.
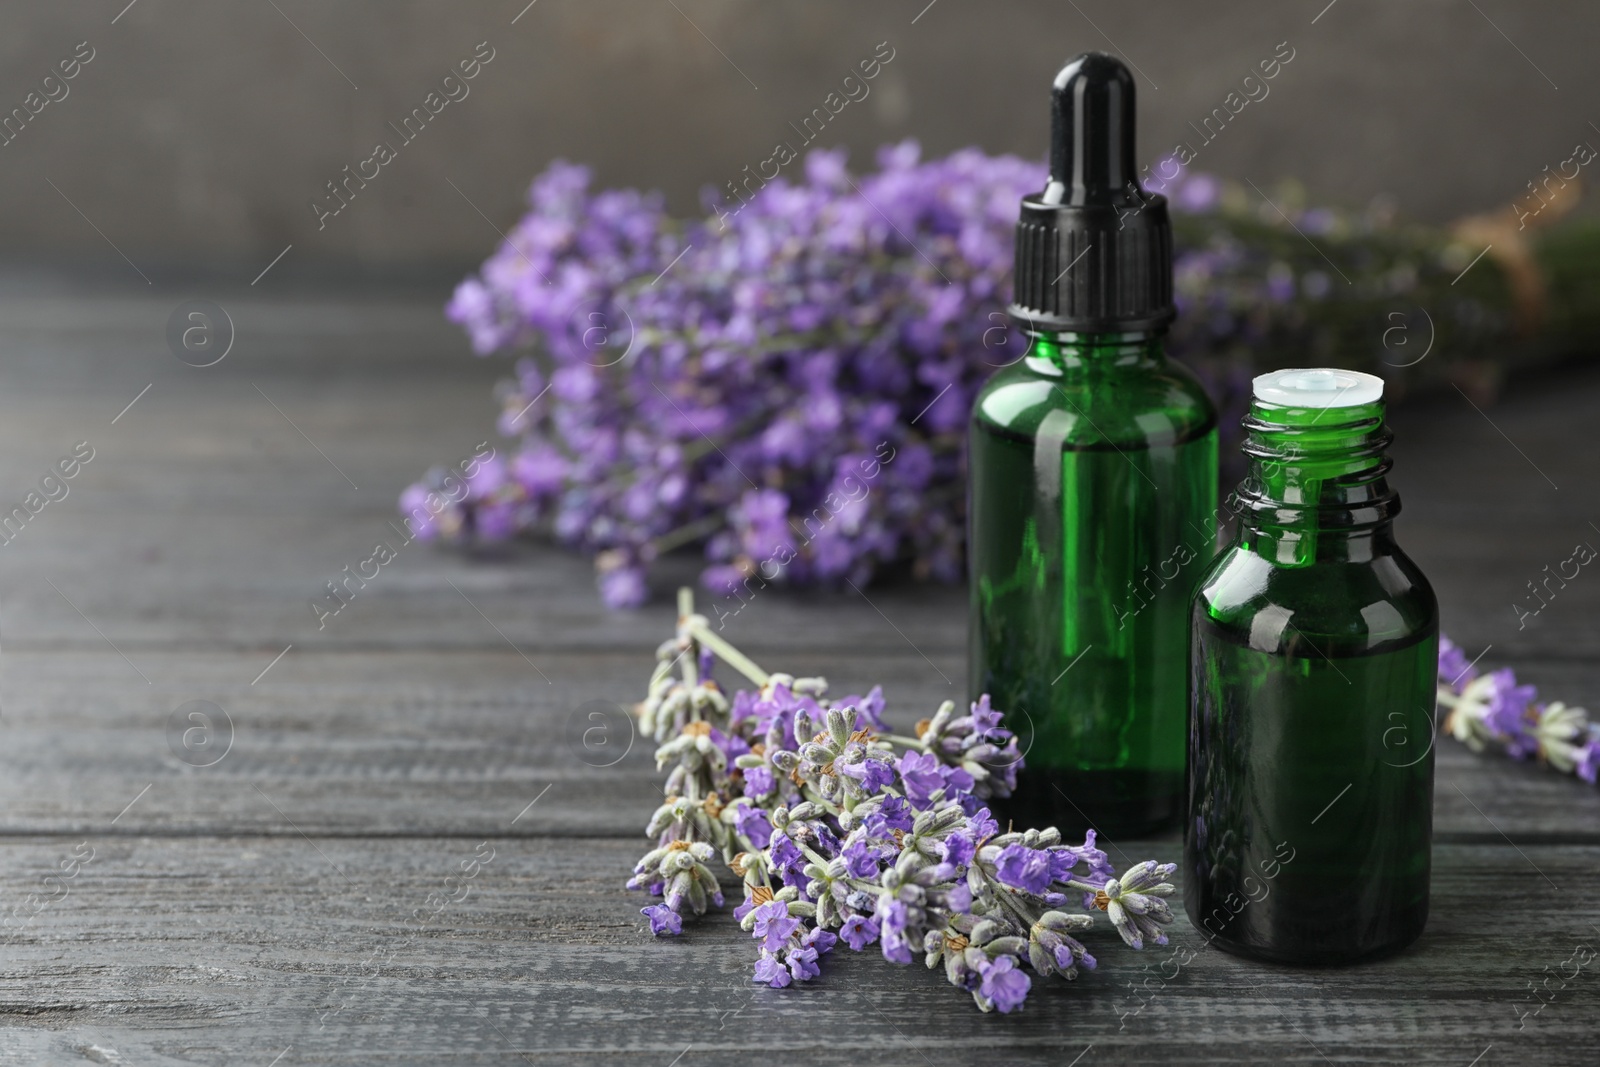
xmin=1252 ymin=368 xmax=1384 ymax=408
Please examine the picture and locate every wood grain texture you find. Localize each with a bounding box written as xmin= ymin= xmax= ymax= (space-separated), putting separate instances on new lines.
xmin=0 ymin=648 xmax=1597 ymax=840
xmin=0 ymin=292 xmax=1596 ymax=1064
xmin=0 ymin=837 xmax=1595 ymax=1065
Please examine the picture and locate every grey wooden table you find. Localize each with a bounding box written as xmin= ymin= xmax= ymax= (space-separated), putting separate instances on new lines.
xmin=0 ymin=286 xmax=1596 ymax=1065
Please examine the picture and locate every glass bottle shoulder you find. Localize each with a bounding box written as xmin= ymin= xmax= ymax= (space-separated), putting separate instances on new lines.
xmin=1193 ymin=536 xmax=1438 ymax=656
xmin=971 ymin=351 xmax=1216 ymax=450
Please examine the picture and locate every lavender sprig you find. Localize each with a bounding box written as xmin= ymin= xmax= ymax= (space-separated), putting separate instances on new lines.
xmin=1437 ymin=635 xmax=1600 ymax=782
xmin=629 ymin=588 xmax=1174 ymax=1013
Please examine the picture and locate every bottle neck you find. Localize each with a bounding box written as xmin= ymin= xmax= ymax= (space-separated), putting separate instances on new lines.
xmin=1231 ymin=398 xmax=1399 ymax=566
xmin=1025 ymin=329 xmax=1165 ymax=375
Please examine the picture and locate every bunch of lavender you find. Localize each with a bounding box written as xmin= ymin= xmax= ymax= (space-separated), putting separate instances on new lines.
xmin=410 ymin=144 xmax=1035 ymax=609
xmin=628 ymin=590 xmax=1175 ymax=1012
xmin=1438 ymin=636 xmax=1600 ymax=783
xmin=413 ymin=142 xmax=1544 ymax=608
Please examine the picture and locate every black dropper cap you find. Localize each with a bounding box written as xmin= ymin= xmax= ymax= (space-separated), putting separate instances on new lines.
xmin=1009 ymin=52 xmax=1174 ymax=335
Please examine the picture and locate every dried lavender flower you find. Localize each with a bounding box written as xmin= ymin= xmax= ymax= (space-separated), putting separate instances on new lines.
xmin=627 ymin=588 xmax=1175 ymax=1013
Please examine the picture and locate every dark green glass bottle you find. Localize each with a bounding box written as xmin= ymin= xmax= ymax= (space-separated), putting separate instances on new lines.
xmin=970 ymin=333 xmax=1216 ymax=836
xmin=1185 ymin=368 xmax=1437 ymax=965
xmin=970 ymin=53 xmax=1218 ymax=837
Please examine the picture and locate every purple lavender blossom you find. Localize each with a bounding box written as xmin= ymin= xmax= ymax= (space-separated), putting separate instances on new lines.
xmin=598 ymin=563 xmax=648 ymax=610
xmin=810 ymin=821 xmax=841 ymax=857
xmin=804 ymin=927 xmax=838 ymax=956
xmin=995 ymin=844 xmax=1054 ymax=894
xmin=838 ymin=687 xmax=888 ymax=731
xmin=967 ymin=807 xmax=999 ymax=840
xmin=785 ymin=944 xmax=822 ymax=982
xmin=1437 ymin=635 xmax=1477 ymax=687
xmin=977 ymin=955 xmax=1031 ymax=1013
xmin=753 ymin=953 xmax=792 ymax=988
xmin=1059 ymin=937 xmax=1095 ymax=972
xmin=767 ymin=834 xmax=807 ymax=885
xmin=865 ymin=794 xmax=914 ymax=834
xmin=840 ymin=914 xmax=880 ymax=950
xmin=878 ymin=900 xmax=913 ymax=965
xmin=840 ymin=752 xmax=896 ymax=794
xmin=969 ymin=694 xmax=1002 ymax=733
xmin=943 ymin=764 xmax=976 ymax=794
xmin=751 ymin=900 xmax=800 ymax=952
xmin=417 ymin=144 xmax=1045 ymax=607
xmin=941 ymin=831 xmax=976 ymax=867
xmin=1052 ymin=830 xmax=1115 ymax=889
xmin=897 ymin=751 xmax=947 ymax=806
xmin=1173 ymin=172 xmax=1220 ymax=213
xmin=1483 ymin=668 xmax=1540 ymax=758
xmin=640 ymin=903 xmax=682 ymax=937
xmin=1579 ymin=738 xmax=1600 ymax=784
xmin=842 ymin=835 xmax=888 ymax=879
xmin=735 ymin=805 xmax=773 ymax=849
xmin=709 ymin=725 xmax=749 ymax=764
xmin=1436 ymin=638 xmax=1600 ymax=785
xmin=750 ymin=684 xmax=816 ymax=751
xmin=743 ymin=763 xmax=775 ymax=799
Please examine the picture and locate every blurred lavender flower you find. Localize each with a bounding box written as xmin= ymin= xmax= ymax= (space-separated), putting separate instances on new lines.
xmin=414 ymin=147 xmax=1513 ymax=608
xmin=1437 ymin=637 xmax=1600 ymax=783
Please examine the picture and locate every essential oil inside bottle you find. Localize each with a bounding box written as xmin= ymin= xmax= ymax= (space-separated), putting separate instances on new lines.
xmin=971 ymin=53 xmax=1218 ymax=838
xmin=1185 ymin=368 xmax=1437 ymax=965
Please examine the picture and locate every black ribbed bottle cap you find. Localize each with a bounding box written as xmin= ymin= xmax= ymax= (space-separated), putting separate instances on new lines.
xmin=1009 ymin=52 xmax=1174 ymax=335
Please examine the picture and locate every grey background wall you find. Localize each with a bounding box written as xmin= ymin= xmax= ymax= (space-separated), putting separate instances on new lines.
xmin=3 ymin=0 xmax=1596 ymax=281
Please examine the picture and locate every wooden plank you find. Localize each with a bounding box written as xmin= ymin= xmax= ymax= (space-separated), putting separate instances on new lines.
xmin=0 ymin=836 xmax=1593 ymax=1064
xmin=4 ymin=515 xmax=1599 ymax=663
xmin=0 ymin=648 xmax=1595 ymax=840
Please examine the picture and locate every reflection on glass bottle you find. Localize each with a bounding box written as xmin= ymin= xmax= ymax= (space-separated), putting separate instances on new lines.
xmin=969 ymin=52 xmax=1218 ymax=837
xmin=1186 ymin=368 xmax=1437 ymax=965
xmin=971 ymin=335 xmax=1215 ymax=836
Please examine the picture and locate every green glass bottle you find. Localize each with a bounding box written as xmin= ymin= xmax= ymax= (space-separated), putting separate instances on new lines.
xmin=1185 ymin=368 xmax=1438 ymax=965
xmin=970 ymin=53 xmax=1218 ymax=837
